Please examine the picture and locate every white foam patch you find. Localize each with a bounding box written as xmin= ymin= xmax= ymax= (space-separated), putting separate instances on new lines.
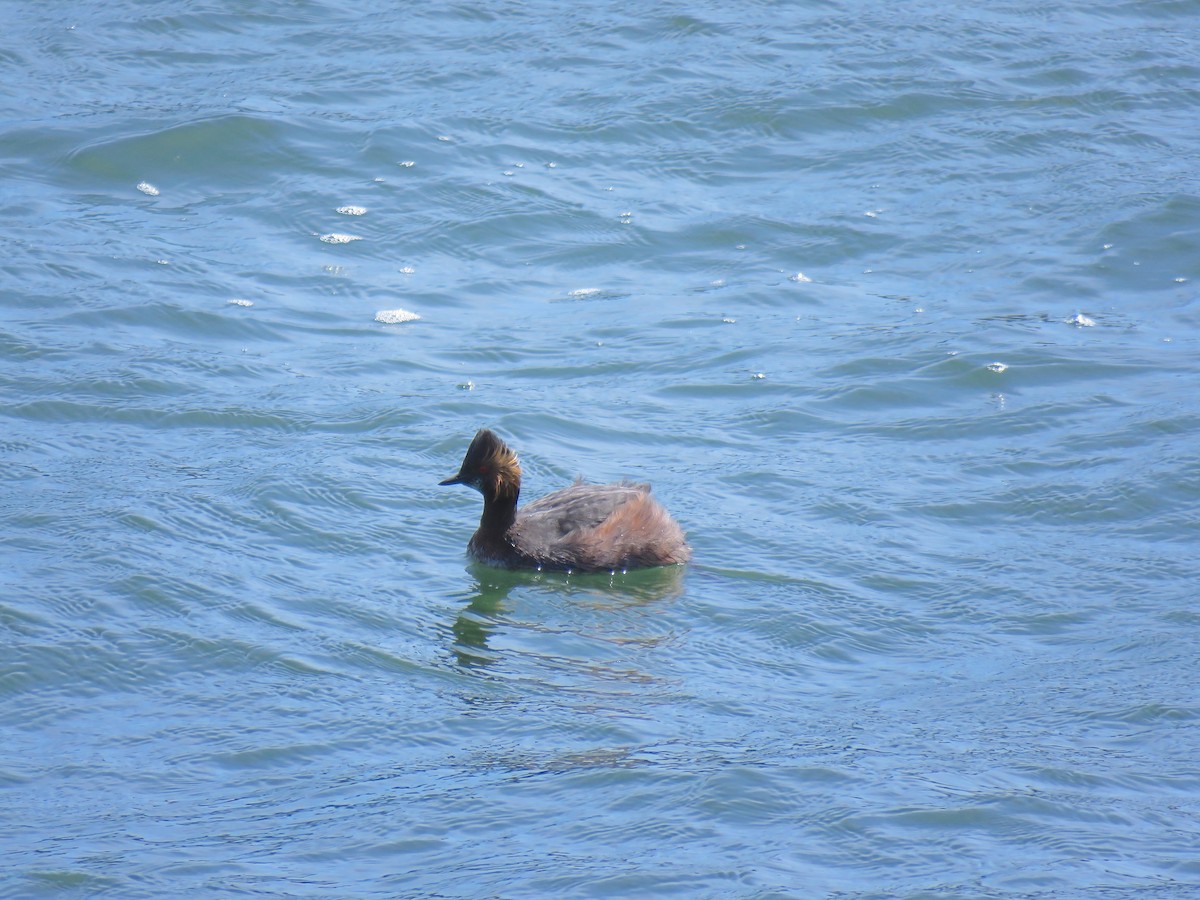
xmin=567 ymin=288 xmax=602 ymax=299
xmin=227 ymin=298 xmax=254 ymax=308
xmin=136 ymin=181 xmax=159 ymax=196
xmin=1068 ymin=313 xmax=1096 ymax=327
xmin=375 ymin=308 xmax=420 ymax=324
xmin=986 ymin=362 xmax=1008 ymax=373
xmin=320 ymin=233 xmax=361 ymax=244
xmin=336 ymin=205 xmax=367 ymax=216
xmin=789 ymin=272 xmax=812 ymax=283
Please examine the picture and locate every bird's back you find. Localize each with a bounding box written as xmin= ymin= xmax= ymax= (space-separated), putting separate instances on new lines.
xmin=511 ymin=480 xmax=690 ymax=572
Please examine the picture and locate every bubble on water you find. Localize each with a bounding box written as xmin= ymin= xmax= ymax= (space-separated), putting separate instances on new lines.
xmin=399 ymin=266 xmax=415 ymax=275
xmin=789 ymin=272 xmax=812 ymax=283
xmin=375 ymin=308 xmax=420 ymax=324
xmin=136 ymin=181 xmax=159 ymax=196
xmin=752 ymin=372 xmax=766 ymax=380
xmin=320 ymin=233 xmax=361 ymax=244
xmin=336 ymin=205 xmax=367 ymax=216
xmin=458 ymin=381 xmax=475 ymax=391
xmin=986 ymin=362 xmax=1008 ymax=374
xmin=1068 ymin=313 xmax=1096 ymax=327
xmin=227 ymin=298 xmax=253 ymax=308
xmin=398 ymin=160 xmax=415 ymax=168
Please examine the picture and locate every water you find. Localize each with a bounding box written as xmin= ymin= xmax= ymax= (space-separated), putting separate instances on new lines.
xmin=3 ymin=1 xmax=1200 ymax=896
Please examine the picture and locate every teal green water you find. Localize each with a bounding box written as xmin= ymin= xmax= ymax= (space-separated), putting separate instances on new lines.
xmin=3 ymin=1 xmax=1200 ymax=896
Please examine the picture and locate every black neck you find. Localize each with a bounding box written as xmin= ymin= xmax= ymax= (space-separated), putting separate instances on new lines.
xmin=479 ymin=485 xmax=518 ymax=538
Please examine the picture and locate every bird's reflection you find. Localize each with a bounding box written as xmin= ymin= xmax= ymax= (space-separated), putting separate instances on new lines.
xmin=450 ymin=564 xmax=686 ymax=668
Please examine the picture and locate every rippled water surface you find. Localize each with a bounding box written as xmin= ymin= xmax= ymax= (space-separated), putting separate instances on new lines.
xmin=4 ymin=1 xmax=1200 ymax=896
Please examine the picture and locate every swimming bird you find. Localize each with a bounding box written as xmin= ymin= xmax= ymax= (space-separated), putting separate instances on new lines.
xmin=440 ymin=429 xmax=691 ymax=572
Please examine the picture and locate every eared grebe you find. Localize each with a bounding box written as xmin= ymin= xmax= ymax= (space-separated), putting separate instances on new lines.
xmin=440 ymin=429 xmax=691 ymax=572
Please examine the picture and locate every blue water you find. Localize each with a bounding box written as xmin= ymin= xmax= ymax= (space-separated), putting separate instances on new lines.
xmin=4 ymin=1 xmax=1200 ymax=896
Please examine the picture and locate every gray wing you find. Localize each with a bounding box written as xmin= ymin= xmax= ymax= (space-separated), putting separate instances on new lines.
xmin=514 ymin=482 xmax=649 ymax=557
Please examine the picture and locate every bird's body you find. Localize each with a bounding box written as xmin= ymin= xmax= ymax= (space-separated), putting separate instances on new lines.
xmin=440 ymin=429 xmax=690 ymax=572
